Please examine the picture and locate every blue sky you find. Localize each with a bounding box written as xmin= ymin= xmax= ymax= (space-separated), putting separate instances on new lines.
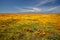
xmin=0 ymin=0 xmax=60 ymax=13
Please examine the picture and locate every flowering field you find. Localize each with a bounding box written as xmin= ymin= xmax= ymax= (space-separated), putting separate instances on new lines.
xmin=0 ymin=14 xmax=60 ymax=40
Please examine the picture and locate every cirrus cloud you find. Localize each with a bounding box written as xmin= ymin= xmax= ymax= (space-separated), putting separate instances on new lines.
xmin=15 ymin=6 xmax=60 ymax=13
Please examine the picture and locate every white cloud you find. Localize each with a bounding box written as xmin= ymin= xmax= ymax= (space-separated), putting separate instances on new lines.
xmin=15 ymin=5 xmax=60 ymax=13
xmin=20 ymin=10 xmax=34 ymax=12
xmin=41 ymin=6 xmax=60 ymax=13
xmin=19 ymin=8 xmax=42 ymax=13
xmin=35 ymin=0 xmax=56 ymax=7
xmin=47 ymin=6 xmax=60 ymax=11
xmin=32 ymin=8 xmax=42 ymax=12
xmin=14 ymin=0 xmax=57 ymax=13
xmin=47 ymin=7 xmax=57 ymax=11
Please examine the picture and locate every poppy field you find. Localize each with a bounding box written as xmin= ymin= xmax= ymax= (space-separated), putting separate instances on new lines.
xmin=0 ymin=14 xmax=60 ymax=40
